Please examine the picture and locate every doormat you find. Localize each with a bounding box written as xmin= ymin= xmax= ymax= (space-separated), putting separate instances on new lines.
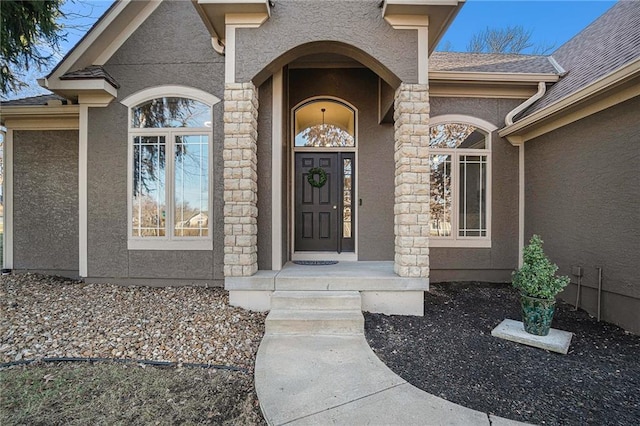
xmin=293 ymin=260 xmax=339 ymax=266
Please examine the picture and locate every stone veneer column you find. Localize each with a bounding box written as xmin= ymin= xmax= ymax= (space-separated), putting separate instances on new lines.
xmin=393 ymin=83 xmax=430 ymax=278
xmin=223 ymin=82 xmax=259 ymax=277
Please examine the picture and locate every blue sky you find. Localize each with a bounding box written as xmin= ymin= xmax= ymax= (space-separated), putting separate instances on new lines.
xmin=438 ymin=0 xmax=616 ymax=52
xmin=8 ymin=0 xmax=618 ymax=99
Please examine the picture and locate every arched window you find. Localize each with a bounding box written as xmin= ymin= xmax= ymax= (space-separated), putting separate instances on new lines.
xmin=294 ymin=99 xmax=355 ymax=147
xmin=429 ymin=115 xmax=495 ymax=247
xmin=122 ymin=86 xmax=219 ymax=250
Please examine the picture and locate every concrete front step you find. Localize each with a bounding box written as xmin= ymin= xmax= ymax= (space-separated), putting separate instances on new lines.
xmin=266 ymin=309 xmax=364 ymax=335
xmin=270 ymin=290 xmax=362 ymax=311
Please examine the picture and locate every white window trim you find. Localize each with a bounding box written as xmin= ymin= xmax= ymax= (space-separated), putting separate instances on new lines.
xmin=122 ymin=87 xmax=220 ymax=251
xmin=429 ymin=115 xmax=497 ymax=249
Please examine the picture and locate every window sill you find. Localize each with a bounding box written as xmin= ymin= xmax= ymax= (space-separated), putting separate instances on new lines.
xmin=429 ymin=239 xmax=491 ymax=248
xmin=128 ymin=239 xmax=213 ymax=251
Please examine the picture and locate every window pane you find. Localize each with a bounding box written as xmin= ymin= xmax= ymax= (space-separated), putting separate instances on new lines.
xmin=132 ymin=136 xmax=166 ymax=237
xmin=343 ymin=158 xmax=352 ymax=238
xmin=430 ymin=154 xmax=452 ymax=236
xmin=294 ymin=100 xmax=355 ymax=147
xmin=429 ymin=123 xmax=486 ymax=149
xmin=132 ymin=97 xmax=211 ymax=128
xmin=459 ymin=155 xmax=487 ymax=237
xmin=174 ymin=135 xmax=209 ymax=237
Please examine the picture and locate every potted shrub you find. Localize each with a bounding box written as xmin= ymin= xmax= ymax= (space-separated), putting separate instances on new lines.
xmin=512 ymin=235 xmax=570 ymax=336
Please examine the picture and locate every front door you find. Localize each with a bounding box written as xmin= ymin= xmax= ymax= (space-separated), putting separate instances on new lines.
xmin=295 ymin=152 xmax=355 ymax=252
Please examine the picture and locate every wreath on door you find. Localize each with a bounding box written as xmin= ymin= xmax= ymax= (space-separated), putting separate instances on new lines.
xmin=307 ymin=167 xmax=328 ymax=188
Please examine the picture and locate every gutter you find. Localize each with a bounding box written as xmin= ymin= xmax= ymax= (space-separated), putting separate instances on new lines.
xmin=500 ymin=56 xmax=640 ymax=139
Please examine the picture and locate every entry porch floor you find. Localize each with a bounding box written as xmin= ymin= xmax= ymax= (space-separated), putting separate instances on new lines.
xmin=225 ymin=261 xmax=429 ymax=315
xmin=226 ymin=261 xmax=428 ymax=292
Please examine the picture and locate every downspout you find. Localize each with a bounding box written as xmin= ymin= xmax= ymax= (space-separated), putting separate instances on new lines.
xmin=505 ymin=81 xmax=546 ymax=126
xmin=503 ymin=82 xmax=547 ymax=267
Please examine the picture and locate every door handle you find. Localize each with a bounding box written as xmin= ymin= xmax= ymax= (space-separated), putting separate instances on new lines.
xmin=333 ymin=205 xmax=337 ymax=209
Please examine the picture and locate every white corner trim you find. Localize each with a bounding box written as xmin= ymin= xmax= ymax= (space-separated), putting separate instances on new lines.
xmin=430 ymin=114 xmax=498 ymax=132
xmin=79 ymin=105 xmax=88 ymax=277
xmin=225 ymin=24 xmax=237 ymax=84
xmin=418 ymin=26 xmax=428 ymax=85
xmin=505 ymin=81 xmax=546 ymax=126
xmin=271 ymin=69 xmax=283 ymax=270
xmin=518 ymin=143 xmax=525 ymax=268
xmin=383 ymin=15 xmax=429 ymax=85
xmin=3 ymin=129 xmax=14 ymax=269
xmin=121 ymin=85 xmax=221 ymax=108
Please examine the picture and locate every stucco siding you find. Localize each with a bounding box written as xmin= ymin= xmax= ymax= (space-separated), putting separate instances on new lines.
xmin=235 ymin=0 xmax=417 ymax=85
xmin=525 ymin=95 xmax=640 ymax=333
xmin=13 ymin=130 xmax=79 ymax=275
xmin=257 ymin=78 xmax=273 ymax=270
xmin=289 ymin=68 xmax=396 ymax=260
xmin=429 ymin=97 xmax=523 ymax=281
xmin=86 ymin=0 xmax=225 ymax=284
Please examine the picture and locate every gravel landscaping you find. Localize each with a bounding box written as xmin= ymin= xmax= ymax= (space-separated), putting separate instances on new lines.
xmin=365 ymin=282 xmax=640 ymax=426
xmin=1 ymin=273 xmax=266 ymax=369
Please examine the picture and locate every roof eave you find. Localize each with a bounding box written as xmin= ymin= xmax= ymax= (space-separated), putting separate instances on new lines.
xmin=499 ymin=57 xmax=640 ymax=143
xmin=383 ymin=0 xmax=466 ymax=53
xmin=430 ymin=71 xmax=559 ymax=84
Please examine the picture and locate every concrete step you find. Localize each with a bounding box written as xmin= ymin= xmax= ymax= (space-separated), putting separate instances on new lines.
xmin=270 ymin=290 xmax=362 ymax=311
xmin=265 ymin=309 xmax=364 ymax=335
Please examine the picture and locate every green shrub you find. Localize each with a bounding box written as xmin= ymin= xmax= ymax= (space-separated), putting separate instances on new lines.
xmin=512 ymin=235 xmax=570 ymax=299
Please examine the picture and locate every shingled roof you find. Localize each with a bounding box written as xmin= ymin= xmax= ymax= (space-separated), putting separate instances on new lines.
xmin=521 ymin=2 xmax=640 ymax=117
xmin=430 ymin=52 xmax=559 ymax=74
xmin=1 ymin=94 xmax=70 ymax=106
xmin=59 ymin=65 xmax=120 ymax=89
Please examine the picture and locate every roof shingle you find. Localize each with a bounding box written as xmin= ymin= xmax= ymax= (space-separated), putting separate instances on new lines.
xmin=1 ymin=94 xmax=69 ymax=106
xmin=430 ymin=52 xmax=559 ymax=74
xmin=522 ymin=2 xmax=640 ymax=117
xmin=60 ymin=65 xmax=120 ymax=89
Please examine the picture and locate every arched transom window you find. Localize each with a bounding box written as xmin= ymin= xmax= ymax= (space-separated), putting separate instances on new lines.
xmin=429 ymin=116 xmax=494 ymax=247
xmin=123 ymin=87 xmax=219 ymax=250
xmin=294 ymin=99 xmax=355 ymax=147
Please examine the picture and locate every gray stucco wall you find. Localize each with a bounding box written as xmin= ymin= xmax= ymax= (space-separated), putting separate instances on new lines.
xmin=289 ymin=68 xmax=396 ymax=260
xmin=525 ymin=95 xmax=640 ymax=334
xmin=13 ymin=130 xmax=79 ymax=276
xmin=235 ymin=0 xmax=417 ymax=86
xmin=86 ymin=0 xmax=225 ymax=285
xmin=257 ymin=78 xmax=273 ymax=270
xmin=429 ymin=97 xmax=523 ymax=282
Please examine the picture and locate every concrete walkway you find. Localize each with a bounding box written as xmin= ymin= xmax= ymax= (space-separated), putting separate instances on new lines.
xmin=255 ymin=333 xmax=527 ymax=425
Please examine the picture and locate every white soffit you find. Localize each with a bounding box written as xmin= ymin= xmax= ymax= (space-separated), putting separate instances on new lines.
xmin=193 ymin=0 xmax=271 ymax=40
xmin=382 ymin=0 xmax=465 ymax=53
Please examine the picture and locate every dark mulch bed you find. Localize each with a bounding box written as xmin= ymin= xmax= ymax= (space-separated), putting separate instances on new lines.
xmin=364 ymin=282 xmax=640 ymax=426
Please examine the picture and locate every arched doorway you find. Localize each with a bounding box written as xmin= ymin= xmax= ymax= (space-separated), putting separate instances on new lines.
xmin=291 ymin=97 xmax=357 ymax=259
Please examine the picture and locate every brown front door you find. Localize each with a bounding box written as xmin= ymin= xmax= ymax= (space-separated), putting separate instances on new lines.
xmin=295 ymin=152 xmax=355 ymax=252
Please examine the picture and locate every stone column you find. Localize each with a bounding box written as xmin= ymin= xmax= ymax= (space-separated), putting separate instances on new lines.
xmin=223 ymin=82 xmax=259 ymax=277
xmin=393 ymin=83 xmax=430 ymax=278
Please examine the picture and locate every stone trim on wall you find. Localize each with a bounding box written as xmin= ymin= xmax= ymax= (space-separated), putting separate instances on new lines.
xmin=393 ymin=83 xmax=430 ymax=278
xmin=223 ymin=82 xmax=259 ymax=277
